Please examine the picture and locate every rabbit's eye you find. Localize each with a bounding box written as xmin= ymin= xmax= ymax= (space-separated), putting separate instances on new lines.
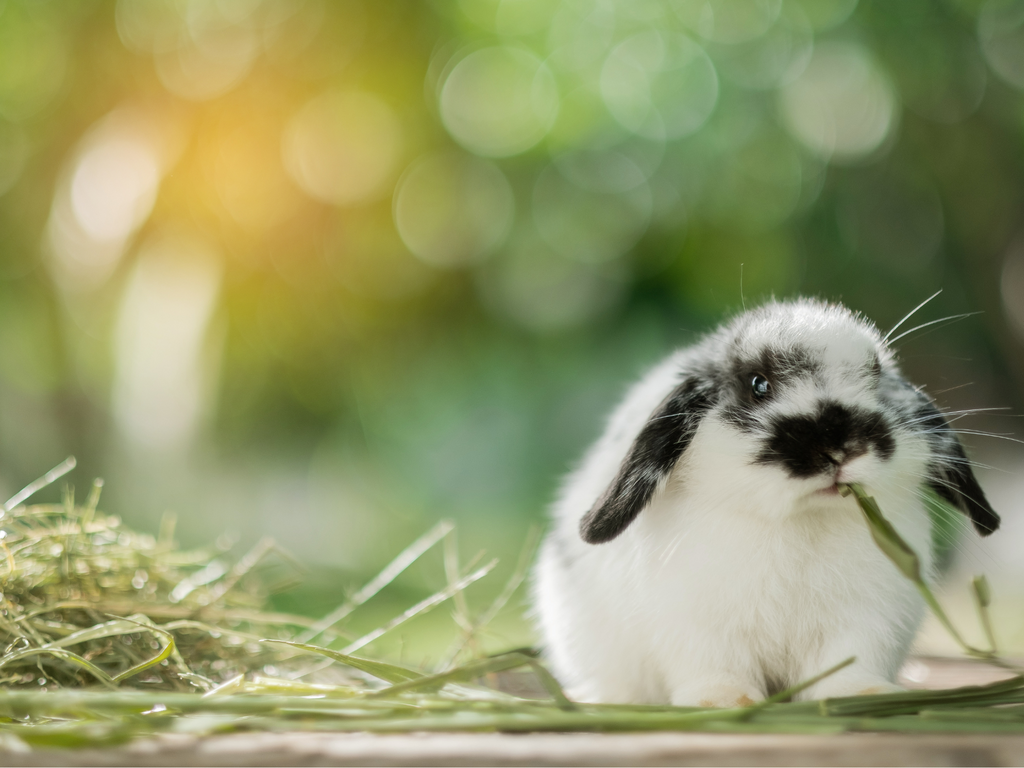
xmin=751 ymin=374 xmax=771 ymax=399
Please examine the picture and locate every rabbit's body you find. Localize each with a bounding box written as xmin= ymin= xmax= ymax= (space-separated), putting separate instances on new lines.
xmin=534 ymin=301 xmax=998 ymax=706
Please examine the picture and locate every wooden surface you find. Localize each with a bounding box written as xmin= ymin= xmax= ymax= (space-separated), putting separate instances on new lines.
xmin=3 ymin=657 xmax=1022 ymax=767
xmin=13 ymin=732 xmax=1024 ymax=767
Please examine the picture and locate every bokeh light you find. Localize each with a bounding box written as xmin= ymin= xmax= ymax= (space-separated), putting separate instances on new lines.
xmin=779 ymin=41 xmax=895 ymax=161
xmin=118 ymin=0 xmax=271 ymax=101
xmin=113 ymin=232 xmax=222 ymax=450
xmin=689 ymin=0 xmax=782 ymax=45
xmin=710 ymin=3 xmax=813 ymax=90
xmin=208 ymin=119 xmax=301 ymax=232
xmin=547 ymin=1 xmax=616 ymax=73
xmin=71 ymin=141 xmax=160 ymax=243
xmin=283 ymin=90 xmax=402 ymax=206
xmin=978 ymin=0 xmax=1024 ymax=91
xmin=46 ymin=106 xmax=178 ymax=294
xmin=394 ymin=152 xmax=514 ymax=268
xmin=440 ymin=46 xmax=559 ymax=157
xmin=600 ymin=31 xmax=719 ymax=140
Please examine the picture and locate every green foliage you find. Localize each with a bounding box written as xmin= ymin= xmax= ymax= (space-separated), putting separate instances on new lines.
xmin=0 ymin=0 xmax=1018 ymax=553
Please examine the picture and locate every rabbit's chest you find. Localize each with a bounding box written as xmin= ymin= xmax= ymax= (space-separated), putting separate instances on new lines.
xmin=639 ymin=510 xmax=894 ymax=636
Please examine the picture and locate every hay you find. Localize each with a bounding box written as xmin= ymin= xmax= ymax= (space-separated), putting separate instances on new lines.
xmin=0 ymin=460 xmax=324 ymax=692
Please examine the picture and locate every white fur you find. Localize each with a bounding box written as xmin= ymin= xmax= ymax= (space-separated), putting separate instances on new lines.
xmin=533 ymin=301 xmax=935 ymax=706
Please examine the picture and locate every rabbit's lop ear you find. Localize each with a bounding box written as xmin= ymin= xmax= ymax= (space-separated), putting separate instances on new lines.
xmin=580 ymin=377 xmax=714 ymax=544
xmin=918 ymin=399 xmax=1000 ymax=536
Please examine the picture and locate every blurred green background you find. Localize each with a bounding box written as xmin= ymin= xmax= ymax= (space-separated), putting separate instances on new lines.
xmin=2 ymin=0 xmax=1024 ymax=658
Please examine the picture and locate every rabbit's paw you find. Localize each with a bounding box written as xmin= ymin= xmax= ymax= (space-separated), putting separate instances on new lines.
xmin=672 ymin=682 xmax=764 ymax=709
xmin=801 ymin=673 xmax=903 ymax=701
xmin=853 ymin=682 xmax=904 ymax=696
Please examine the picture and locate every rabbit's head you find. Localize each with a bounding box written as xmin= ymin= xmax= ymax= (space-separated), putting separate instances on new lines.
xmin=580 ymin=299 xmax=1000 ymax=543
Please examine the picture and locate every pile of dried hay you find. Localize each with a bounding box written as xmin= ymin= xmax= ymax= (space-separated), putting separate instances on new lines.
xmin=0 ymin=458 xmax=330 ymax=691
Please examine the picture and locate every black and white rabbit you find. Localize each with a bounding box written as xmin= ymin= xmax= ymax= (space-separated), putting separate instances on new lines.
xmin=533 ymin=299 xmax=999 ymax=706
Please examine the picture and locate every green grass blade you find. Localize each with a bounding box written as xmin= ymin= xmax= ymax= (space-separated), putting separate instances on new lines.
xmin=440 ymin=526 xmax=542 ymax=670
xmin=746 ymin=656 xmax=855 ymax=713
xmin=0 ymin=647 xmax=117 ymax=689
xmin=3 ymin=457 xmax=77 ymax=512
xmin=369 ymin=651 xmax=537 ymax=697
xmin=841 ymin=483 xmax=998 ymax=661
xmin=298 ymin=520 xmax=455 ymax=644
xmin=340 ymin=559 xmax=498 ymax=655
xmin=262 ymin=639 xmax=422 ymax=683
xmin=527 ymin=659 xmax=576 ymax=710
xmin=972 ymin=575 xmax=998 ymax=652
xmin=840 ymin=483 xmax=920 ymax=581
xmin=104 ymin=616 xmax=177 ymax=684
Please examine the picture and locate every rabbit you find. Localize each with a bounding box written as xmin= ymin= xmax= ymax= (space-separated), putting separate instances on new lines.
xmin=532 ymin=299 xmax=1000 ymax=707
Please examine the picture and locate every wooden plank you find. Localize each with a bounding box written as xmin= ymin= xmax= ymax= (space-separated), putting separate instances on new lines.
xmin=9 ymin=732 xmax=1024 ymax=767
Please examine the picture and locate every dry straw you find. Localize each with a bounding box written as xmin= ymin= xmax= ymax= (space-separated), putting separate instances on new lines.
xmin=0 ymin=461 xmax=1021 ymax=749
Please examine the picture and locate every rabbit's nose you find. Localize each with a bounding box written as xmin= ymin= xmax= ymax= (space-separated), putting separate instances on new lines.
xmin=826 ymin=443 xmax=867 ymax=467
xmin=824 ymin=449 xmax=845 ymax=466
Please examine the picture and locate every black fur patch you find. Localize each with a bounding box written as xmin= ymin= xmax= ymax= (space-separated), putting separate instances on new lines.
xmin=914 ymin=399 xmax=1000 ymax=536
xmin=735 ymin=345 xmax=821 ymax=385
xmin=755 ymin=402 xmax=895 ymax=478
xmin=579 ymin=377 xmax=714 ymax=544
xmin=721 ymin=345 xmax=821 ymax=432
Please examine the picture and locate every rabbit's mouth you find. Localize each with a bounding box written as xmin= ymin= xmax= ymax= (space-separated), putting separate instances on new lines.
xmin=812 ymin=461 xmax=864 ymax=496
